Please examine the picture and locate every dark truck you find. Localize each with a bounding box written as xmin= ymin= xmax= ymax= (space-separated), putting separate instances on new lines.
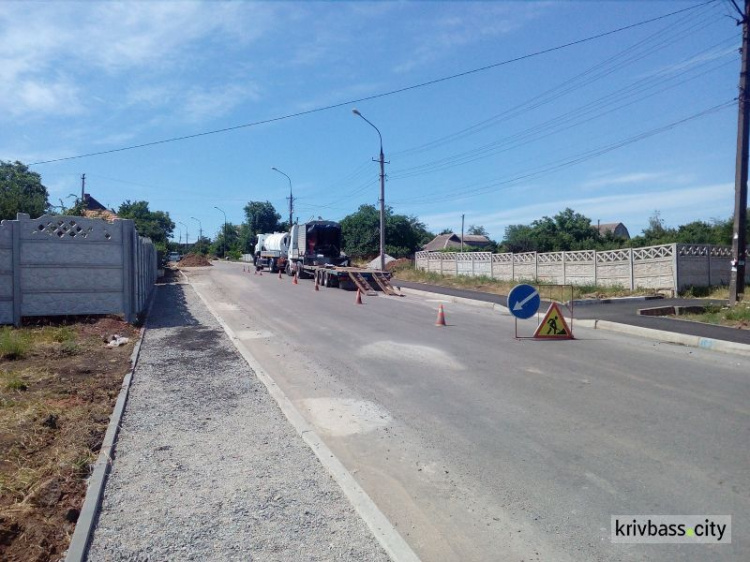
xmin=287 ymin=220 xmax=399 ymax=295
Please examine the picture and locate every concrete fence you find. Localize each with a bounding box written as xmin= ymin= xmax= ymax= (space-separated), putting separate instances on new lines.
xmin=415 ymin=243 xmax=749 ymax=292
xmin=0 ymin=213 xmax=157 ymax=326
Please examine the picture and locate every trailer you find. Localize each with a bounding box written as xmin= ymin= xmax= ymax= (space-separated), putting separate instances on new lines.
xmin=311 ymin=265 xmax=402 ymax=296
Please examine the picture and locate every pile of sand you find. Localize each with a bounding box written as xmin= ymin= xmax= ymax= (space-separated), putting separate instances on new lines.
xmin=178 ymin=253 xmax=213 ymax=267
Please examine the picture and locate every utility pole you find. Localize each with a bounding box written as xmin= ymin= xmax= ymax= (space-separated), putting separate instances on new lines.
xmin=461 ymin=214 xmax=465 ymax=253
xmin=730 ymin=0 xmax=750 ymax=306
xmin=353 ymin=109 xmax=388 ymax=271
xmin=81 ymin=174 xmax=86 ymax=201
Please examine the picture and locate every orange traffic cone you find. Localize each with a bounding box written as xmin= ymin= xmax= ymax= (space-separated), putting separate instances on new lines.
xmin=278 ymin=270 xmax=282 ymax=280
xmin=314 ymin=279 xmax=320 ymax=291
xmin=355 ymin=289 xmax=363 ymax=305
xmin=435 ymin=304 xmax=447 ymax=327
xmin=293 ymin=273 xmax=298 ymax=285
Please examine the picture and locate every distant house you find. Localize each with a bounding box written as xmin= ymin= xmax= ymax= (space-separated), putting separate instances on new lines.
xmin=82 ymin=193 xmax=118 ymax=222
xmin=423 ymin=233 xmax=493 ymax=252
xmin=595 ymin=222 xmax=630 ymax=240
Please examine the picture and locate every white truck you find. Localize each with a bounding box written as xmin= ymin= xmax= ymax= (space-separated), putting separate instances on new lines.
xmin=253 ymin=231 xmax=290 ymax=273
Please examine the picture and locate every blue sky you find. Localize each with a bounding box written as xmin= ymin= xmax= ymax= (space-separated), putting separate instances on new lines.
xmin=0 ymin=0 xmax=741 ymax=244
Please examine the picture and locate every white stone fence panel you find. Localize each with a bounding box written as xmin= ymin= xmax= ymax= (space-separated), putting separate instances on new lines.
xmin=415 ymin=243 xmax=749 ymax=292
xmin=0 ymin=213 xmax=157 ymax=326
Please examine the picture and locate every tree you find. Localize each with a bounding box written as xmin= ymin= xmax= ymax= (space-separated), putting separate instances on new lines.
xmin=501 ymin=208 xmax=600 ymax=253
xmin=341 ymin=205 xmax=380 ymax=258
xmin=212 ymin=222 xmax=241 ymax=257
xmin=191 ymin=235 xmax=212 ymax=255
xmin=0 ymin=161 xmax=50 ymax=220
xmin=117 ymin=200 xmax=174 ymax=248
xmin=502 ymin=224 xmax=537 ymax=253
xmin=341 ymin=204 xmax=433 ymax=259
xmin=438 ymin=228 xmax=453 ymax=235
xmin=467 ymin=225 xmax=488 ymax=236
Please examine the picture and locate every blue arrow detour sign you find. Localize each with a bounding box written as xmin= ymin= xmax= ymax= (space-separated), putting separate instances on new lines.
xmin=508 ymin=284 xmax=540 ymax=319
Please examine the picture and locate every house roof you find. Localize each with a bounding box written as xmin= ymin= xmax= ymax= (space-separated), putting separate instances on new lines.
xmin=595 ymin=222 xmax=630 ymax=238
xmin=83 ymin=193 xmax=107 ymax=211
xmin=422 ymin=233 xmax=492 ymax=251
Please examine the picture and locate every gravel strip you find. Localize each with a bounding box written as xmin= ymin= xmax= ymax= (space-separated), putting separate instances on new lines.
xmin=86 ymin=282 xmax=390 ymax=561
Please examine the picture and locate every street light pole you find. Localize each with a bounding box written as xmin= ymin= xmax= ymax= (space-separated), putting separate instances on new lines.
xmin=214 ymin=206 xmax=227 ymax=259
xmin=272 ymin=167 xmax=294 ymax=227
xmin=190 ymin=216 xmax=202 ymax=246
xmin=352 ymin=108 xmax=386 ymax=271
xmin=178 ymin=221 xmax=188 ymax=253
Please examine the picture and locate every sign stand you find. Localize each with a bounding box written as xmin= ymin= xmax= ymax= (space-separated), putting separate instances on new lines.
xmin=510 ymin=284 xmax=575 ymax=340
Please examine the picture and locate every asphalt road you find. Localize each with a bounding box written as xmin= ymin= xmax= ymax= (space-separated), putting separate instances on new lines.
xmin=183 ymin=262 xmax=749 ymax=562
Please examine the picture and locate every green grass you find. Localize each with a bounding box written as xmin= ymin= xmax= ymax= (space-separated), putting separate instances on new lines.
xmin=0 ymin=327 xmax=31 ymax=360
xmin=679 ymin=301 xmax=750 ymax=328
xmin=392 ymin=264 xmax=658 ymax=300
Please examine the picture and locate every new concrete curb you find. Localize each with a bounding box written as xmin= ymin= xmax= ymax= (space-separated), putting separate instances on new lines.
xmin=187 ymin=275 xmax=421 ymax=562
xmin=398 ymin=286 xmax=750 ymax=358
xmin=398 ymin=286 xmax=510 ymax=314
xmin=65 ymin=295 xmax=155 ymax=562
xmin=568 ymin=295 xmax=664 ymax=307
xmin=575 ymin=318 xmax=750 ymax=357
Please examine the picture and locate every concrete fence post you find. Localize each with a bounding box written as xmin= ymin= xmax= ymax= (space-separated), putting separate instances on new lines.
xmin=672 ymin=244 xmax=679 ymax=294
xmin=471 ymin=253 xmax=475 ymax=277
xmin=534 ymin=252 xmax=538 ymax=282
xmin=594 ymin=250 xmax=597 ymax=287
xmin=11 ymin=220 xmax=21 ymax=327
xmin=455 ymin=254 xmax=458 ymax=277
xmin=706 ymin=245 xmax=711 ymax=287
xmin=629 ymin=248 xmax=635 ymax=290
xmin=122 ymin=221 xmax=135 ymax=323
xmin=511 ymin=253 xmax=515 ymax=281
xmin=490 ymin=255 xmax=494 ymax=279
xmin=562 ymin=252 xmax=567 ymax=285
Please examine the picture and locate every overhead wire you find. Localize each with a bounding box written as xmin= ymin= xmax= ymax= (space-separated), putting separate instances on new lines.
xmin=388 ymin=42 xmax=737 ymax=180
xmin=28 ymin=0 xmax=718 ymax=166
xmin=392 ymin=100 xmax=735 ymax=207
xmin=391 ymin=0 xmax=723 ymax=159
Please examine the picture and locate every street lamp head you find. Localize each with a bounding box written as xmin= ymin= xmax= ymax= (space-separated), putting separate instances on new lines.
xmin=271 ymin=167 xmax=278 ymax=171
xmin=352 ymin=108 xmax=361 ymax=116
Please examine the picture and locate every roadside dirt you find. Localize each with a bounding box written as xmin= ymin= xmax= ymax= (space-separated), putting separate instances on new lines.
xmin=0 ymin=316 xmax=138 ymax=562
xmin=177 ymin=253 xmax=212 ymax=267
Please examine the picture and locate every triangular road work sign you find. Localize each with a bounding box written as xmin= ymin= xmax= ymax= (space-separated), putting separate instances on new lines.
xmin=533 ymin=302 xmax=573 ymax=339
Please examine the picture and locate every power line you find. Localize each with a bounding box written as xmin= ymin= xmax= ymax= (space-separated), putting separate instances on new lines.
xmin=391 ymin=1 xmax=723 ymax=159
xmin=28 ymin=0 xmax=717 ymax=167
xmin=392 ymin=100 xmax=735 ymax=207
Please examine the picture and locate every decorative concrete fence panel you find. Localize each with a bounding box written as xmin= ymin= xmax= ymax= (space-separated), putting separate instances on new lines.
xmin=537 ymin=252 xmax=563 ymax=284
xmin=563 ymin=250 xmax=596 ymax=286
xmin=633 ymin=245 xmax=676 ymax=290
xmin=416 ymin=242 xmax=743 ymax=293
xmin=0 ymin=214 xmax=156 ymax=326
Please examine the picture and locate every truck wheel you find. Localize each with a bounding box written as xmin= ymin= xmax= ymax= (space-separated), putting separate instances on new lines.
xmin=270 ymin=259 xmax=277 ymax=273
